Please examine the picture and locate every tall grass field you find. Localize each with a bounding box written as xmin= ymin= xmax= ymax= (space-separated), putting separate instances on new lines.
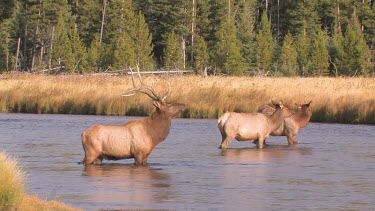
xmin=0 ymin=74 xmax=374 ymax=124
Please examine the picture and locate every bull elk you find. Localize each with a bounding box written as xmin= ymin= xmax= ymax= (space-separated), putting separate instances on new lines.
xmin=259 ymin=101 xmax=312 ymax=144
xmin=218 ymin=101 xmax=291 ymax=149
xmin=79 ymin=66 xmax=185 ymax=165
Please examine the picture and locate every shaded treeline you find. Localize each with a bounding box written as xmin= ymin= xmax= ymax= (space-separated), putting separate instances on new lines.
xmin=0 ymin=0 xmax=374 ymax=76
xmin=1 ymin=74 xmax=374 ymax=124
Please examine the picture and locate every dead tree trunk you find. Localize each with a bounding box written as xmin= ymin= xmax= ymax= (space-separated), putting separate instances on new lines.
xmin=191 ymin=0 xmax=195 ymax=68
xmin=100 ymin=0 xmax=107 ymax=44
xmin=49 ymin=26 xmax=55 ymax=70
xmin=15 ymin=37 xmax=21 ymax=71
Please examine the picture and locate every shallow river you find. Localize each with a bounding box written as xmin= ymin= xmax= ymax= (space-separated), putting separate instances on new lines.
xmin=1 ymin=113 xmax=375 ymax=210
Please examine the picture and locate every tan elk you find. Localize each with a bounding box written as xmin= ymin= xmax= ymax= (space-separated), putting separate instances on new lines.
xmin=218 ymin=101 xmax=291 ymax=149
xmin=259 ymin=101 xmax=312 ymax=145
xmin=79 ymin=67 xmax=185 ymax=165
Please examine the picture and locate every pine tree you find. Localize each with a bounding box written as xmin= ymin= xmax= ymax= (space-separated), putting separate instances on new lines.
xmin=337 ymin=12 xmax=372 ymax=76
xmin=193 ymin=34 xmax=209 ymax=74
xmin=52 ymin=11 xmax=74 ymax=72
xmin=279 ymin=32 xmax=298 ymax=76
xmin=106 ymin=0 xmax=137 ymax=44
xmin=135 ymin=12 xmax=155 ymax=71
xmin=236 ymin=0 xmax=257 ymax=71
xmin=329 ymin=19 xmax=344 ymax=76
xmin=77 ymin=0 xmax=101 ymax=47
xmin=113 ymin=33 xmax=136 ymax=69
xmin=215 ymin=18 xmax=245 ymax=75
xmin=295 ymin=31 xmax=311 ymax=76
xmin=286 ymin=0 xmax=320 ymax=36
xmin=164 ymin=31 xmax=183 ymax=69
xmin=70 ymin=23 xmax=87 ymax=73
xmin=256 ymin=12 xmax=275 ymax=75
xmin=0 ymin=0 xmax=21 ymax=72
xmin=86 ymin=34 xmax=101 ymax=72
xmin=309 ymin=28 xmax=330 ymax=76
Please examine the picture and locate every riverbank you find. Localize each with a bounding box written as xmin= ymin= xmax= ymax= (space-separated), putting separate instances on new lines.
xmin=0 ymin=152 xmax=79 ymax=211
xmin=0 ymin=73 xmax=374 ymax=124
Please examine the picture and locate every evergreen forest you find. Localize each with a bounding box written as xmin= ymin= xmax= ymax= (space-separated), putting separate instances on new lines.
xmin=0 ymin=0 xmax=374 ymax=76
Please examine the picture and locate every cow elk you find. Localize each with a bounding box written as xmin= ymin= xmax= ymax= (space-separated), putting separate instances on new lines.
xmin=259 ymin=101 xmax=312 ymax=144
xmin=79 ymin=66 xmax=185 ymax=165
xmin=218 ymin=101 xmax=291 ymax=149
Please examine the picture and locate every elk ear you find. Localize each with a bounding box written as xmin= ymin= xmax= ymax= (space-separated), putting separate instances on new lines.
xmin=153 ymin=101 xmax=162 ymax=108
xmin=307 ymin=101 xmax=312 ymax=107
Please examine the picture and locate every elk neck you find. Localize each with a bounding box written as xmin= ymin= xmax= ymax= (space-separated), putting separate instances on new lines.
xmin=148 ymin=109 xmax=173 ymax=144
xmin=293 ymin=108 xmax=312 ymax=128
xmin=268 ymin=108 xmax=286 ymax=132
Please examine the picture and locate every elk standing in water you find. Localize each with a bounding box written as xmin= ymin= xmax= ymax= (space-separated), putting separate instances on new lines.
xmin=79 ymin=67 xmax=185 ymax=165
xmin=218 ymin=101 xmax=291 ymax=149
xmin=259 ymin=101 xmax=312 ymax=144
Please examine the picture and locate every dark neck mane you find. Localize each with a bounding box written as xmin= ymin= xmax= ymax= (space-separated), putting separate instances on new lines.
xmin=148 ymin=109 xmax=172 ymax=145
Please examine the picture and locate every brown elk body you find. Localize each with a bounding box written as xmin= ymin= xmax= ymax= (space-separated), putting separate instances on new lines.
xmin=79 ymin=67 xmax=185 ymax=165
xmin=259 ymin=101 xmax=312 ymax=144
xmin=218 ymin=102 xmax=291 ymax=149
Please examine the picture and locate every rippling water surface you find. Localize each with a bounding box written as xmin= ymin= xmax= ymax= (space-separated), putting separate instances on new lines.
xmin=1 ymin=113 xmax=375 ymax=210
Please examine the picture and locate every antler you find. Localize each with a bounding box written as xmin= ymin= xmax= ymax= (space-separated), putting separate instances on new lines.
xmin=122 ymin=65 xmax=164 ymax=101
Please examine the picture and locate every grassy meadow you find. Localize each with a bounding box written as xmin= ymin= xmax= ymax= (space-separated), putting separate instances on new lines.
xmin=0 ymin=73 xmax=374 ymax=124
xmin=0 ymin=151 xmax=79 ymax=211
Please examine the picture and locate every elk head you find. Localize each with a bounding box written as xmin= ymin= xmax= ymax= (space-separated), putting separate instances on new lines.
xmin=122 ymin=65 xmax=185 ymax=118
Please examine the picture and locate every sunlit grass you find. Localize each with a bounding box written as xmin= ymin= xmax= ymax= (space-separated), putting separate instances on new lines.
xmin=0 ymin=73 xmax=374 ymax=124
xmin=0 ymin=151 xmax=80 ymax=211
xmin=0 ymin=152 xmax=24 ymax=210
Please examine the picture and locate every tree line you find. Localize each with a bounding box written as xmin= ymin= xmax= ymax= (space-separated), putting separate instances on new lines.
xmin=0 ymin=0 xmax=374 ymax=76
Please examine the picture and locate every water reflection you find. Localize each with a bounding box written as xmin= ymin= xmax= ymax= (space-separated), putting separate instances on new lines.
xmin=82 ymin=164 xmax=173 ymax=206
xmin=220 ymin=145 xmax=312 ymax=163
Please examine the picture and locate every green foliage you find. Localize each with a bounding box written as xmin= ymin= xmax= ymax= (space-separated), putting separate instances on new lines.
xmin=113 ymin=33 xmax=136 ymax=69
xmin=70 ymin=24 xmax=87 ymax=73
xmin=236 ymin=0 xmax=257 ymax=71
xmin=286 ymin=0 xmax=320 ymax=36
xmin=214 ymin=18 xmax=245 ymax=75
xmin=52 ymin=11 xmax=74 ymax=72
xmin=164 ymin=31 xmax=183 ymax=69
xmin=336 ymin=13 xmax=373 ymax=76
xmin=279 ymin=32 xmax=298 ymax=76
xmin=295 ymin=31 xmax=311 ymax=75
xmin=256 ymin=12 xmax=275 ymax=75
xmin=0 ymin=0 xmax=374 ymax=75
xmin=86 ymin=34 xmax=101 ymax=72
xmin=77 ymin=0 xmax=101 ymax=47
xmin=135 ymin=12 xmax=155 ymax=71
xmin=193 ymin=34 xmax=209 ymax=74
xmin=309 ymin=28 xmax=330 ymax=76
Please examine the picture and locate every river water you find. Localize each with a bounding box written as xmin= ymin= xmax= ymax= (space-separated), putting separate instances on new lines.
xmin=1 ymin=113 xmax=375 ymax=210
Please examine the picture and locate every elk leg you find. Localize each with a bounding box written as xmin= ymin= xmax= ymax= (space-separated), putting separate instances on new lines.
xmin=78 ymin=157 xmax=86 ymax=165
xmin=85 ymin=155 xmax=100 ymax=165
xmin=92 ymin=156 xmax=103 ymax=165
xmin=134 ymin=154 xmax=145 ymax=166
xmin=287 ymin=134 xmax=298 ymax=145
xmin=219 ymin=136 xmax=234 ymax=149
xmin=257 ymin=136 xmax=265 ymax=149
xmin=142 ymin=157 xmax=148 ymax=165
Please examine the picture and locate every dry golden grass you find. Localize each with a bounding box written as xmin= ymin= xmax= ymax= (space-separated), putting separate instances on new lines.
xmin=18 ymin=195 xmax=80 ymax=211
xmin=0 ymin=73 xmax=374 ymax=124
xmin=0 ymin=151 xmax=80 ymax=211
